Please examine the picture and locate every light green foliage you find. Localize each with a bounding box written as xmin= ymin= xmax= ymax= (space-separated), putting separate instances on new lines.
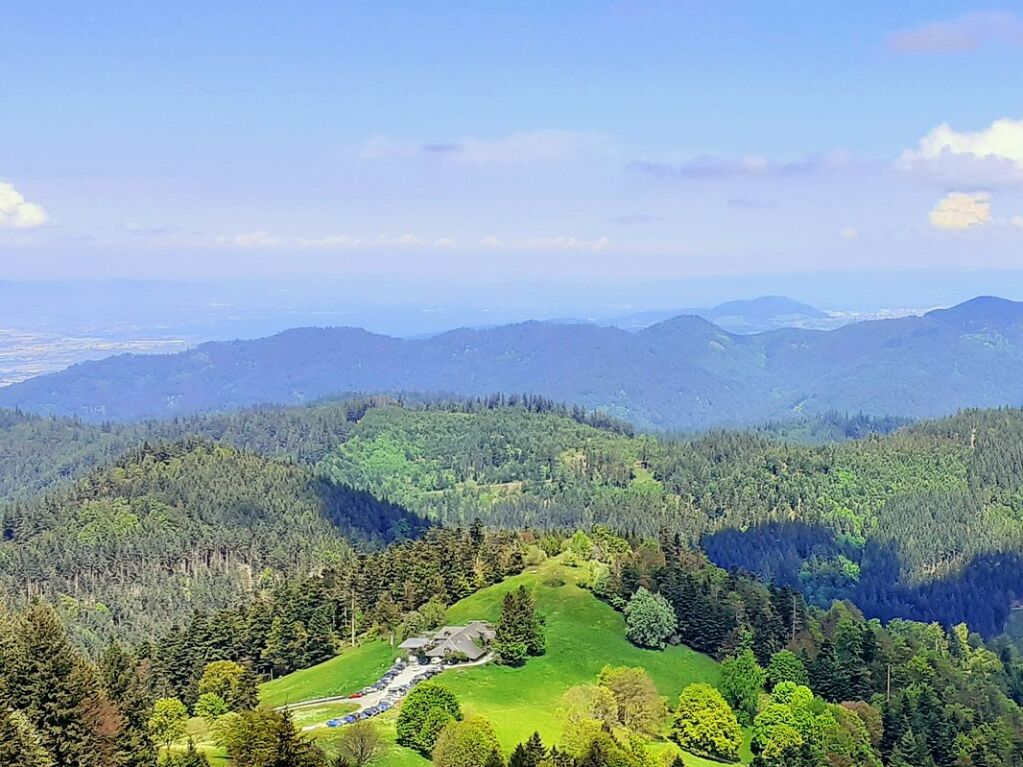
xmin=719 ymin=649 xmax=765 ymax=726
xmin=560 ymin=685 xmax=618 ymax=755
xmin=566 ymin=532 xmax=595 ymax=566
xmin=758 ymin=724 xmax=803 ymax=767
xmin=219 ymin=709 xmax=324 ymax=767
xmin=419 ymin=708 xmax=457 ymax=756
xmin=149 ymin=697 xmax=189 ymax=750
xmin=751 ymin=681 xmax=881 ymax=767
xmin=624 ymin=588 xmax=677 ymax=649
xmin=596 ymin=665 xmax=666 ymax=737
xmin=199 ymin=661 xmax=257 ymax=712
xmin=432 ymin=716 xmax=501 ymax=767
xmin=671 ymin=684 xmax=742 ymax=763
xmin=193 ymin=693 xmax=229 ymax=725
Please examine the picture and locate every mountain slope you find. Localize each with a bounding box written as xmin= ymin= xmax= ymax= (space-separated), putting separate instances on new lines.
xmin=7 ymin=296 xmax=1023 ymax=429
xmin=0 ymin=438 xmax=424 ymax=650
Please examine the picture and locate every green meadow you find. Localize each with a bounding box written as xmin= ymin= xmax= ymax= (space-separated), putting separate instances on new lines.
xmin=260 ymin=556 xmax=745 ymax=766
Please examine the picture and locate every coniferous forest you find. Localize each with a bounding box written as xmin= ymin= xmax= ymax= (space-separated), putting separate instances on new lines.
xmin=9 ymin=398 xmax=1023 ymax=765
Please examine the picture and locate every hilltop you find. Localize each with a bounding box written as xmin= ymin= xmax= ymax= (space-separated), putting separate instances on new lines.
xmin=5 ymin=296 xmax=1023 ymax=429
xmin=254 ymin=558 xmax=729 ymax=767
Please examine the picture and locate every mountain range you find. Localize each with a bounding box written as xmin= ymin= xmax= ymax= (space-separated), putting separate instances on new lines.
xmin=3 ymin=295 xmax=1023 ymax=430
xmin=603 ymin=295 xmax=834 ymax=333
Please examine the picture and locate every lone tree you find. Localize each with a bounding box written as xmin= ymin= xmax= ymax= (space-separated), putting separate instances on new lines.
xmin=597 ymin=665 xmax=666 ymax=736
xmin=332 ymin=719 xmax=384 ymax=767
xmin=432 ymin=715 xmax=502 ymax=767
xmin=148 ymin=697 xmax=188 ymax=752
xmin=624 ymin=588 xmax=677 ymax=649
xmin=671 ymin=684 xmax=743 ymax=763
xmin=494 ymin=586 xmax=546 ymax=666
xmin=396 ymin=682 xmax=462 ymax=755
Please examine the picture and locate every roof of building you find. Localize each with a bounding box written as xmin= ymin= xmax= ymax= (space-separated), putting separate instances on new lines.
xmin=398 ymin=637 xmax=431 ymax=650
xmin=402 ymin=621 xmax=495 ymax=661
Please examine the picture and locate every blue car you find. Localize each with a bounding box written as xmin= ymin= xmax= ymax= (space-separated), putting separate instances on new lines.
xmin=326 ymin=719 xmax=342 ymax=728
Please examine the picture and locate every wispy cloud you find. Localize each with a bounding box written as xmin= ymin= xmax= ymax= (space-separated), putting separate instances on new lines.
xmin=889 ymin=10 xmax=1023 ymax=52
xmin=0 ymin=181 xmax=49 ymax=229
xmin=928 ymin=192 xmax=992 ymax=230
xmin=631 ymin=151 xmax=853 ymax=179
xmin=217 ymin=232 xmax=434 ymax=249
xmin=360 ymin=130 xmax=609 ymax=165
xmin=524 ymin=235 xmax=611 ymax=252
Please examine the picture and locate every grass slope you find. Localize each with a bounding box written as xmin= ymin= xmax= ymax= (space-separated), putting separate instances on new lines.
xmin=260 ymin=640 xmax=399 ymax=708
xmin=262 ymin=556 xmax=741 ymax=766
xmin=435 ymin=558 xmax=721 ymax=750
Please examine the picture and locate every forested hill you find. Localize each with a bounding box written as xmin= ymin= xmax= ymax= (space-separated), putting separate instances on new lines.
xmin=0 ymin=437 xmax=426 ymax=652
xmin=6 ymin=295 xmax=1023 ymax=428
xmin=11 ymin=399 xmax=1023 ymax=643
xmin=314 ymin=404 xmax=1023 ymax=635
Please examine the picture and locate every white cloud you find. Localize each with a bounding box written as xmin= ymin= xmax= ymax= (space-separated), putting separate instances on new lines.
xmin=0 ymin=181 xmax=49 ymax=229
xmin=889 ymin=11 xmax=1023 ymax=52
xmin=360 ymin=130 xmax=607 ymax=165
xmin=1013 ymin=215 xmax=1023 ymax=228
xmin=480 ymin=235 xmax=504 ymax=247
xmin=900 ymin=117 xmax=1023 ymax=186
xmin=928 ymin=192 xmax=992 ymax=230
xmin=841 ymin=227 xmax=859 ymax=240
xmin=217 ymin=231 xmax=283 ymax=247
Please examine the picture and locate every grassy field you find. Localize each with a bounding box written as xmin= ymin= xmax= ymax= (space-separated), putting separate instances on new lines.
xmin=260 ymin=639 xmax=399 ymax=708
xmin=435 ymin=558 xmax=722 ymax=751
xmin=260 ymin=555 xmax=746 ymax=766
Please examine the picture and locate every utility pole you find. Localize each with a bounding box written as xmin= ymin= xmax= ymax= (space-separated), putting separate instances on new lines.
xmin=886 ymin=664 xmax=892 ymax=703
xmin=351 ymin=588 xmax=357 ymax=647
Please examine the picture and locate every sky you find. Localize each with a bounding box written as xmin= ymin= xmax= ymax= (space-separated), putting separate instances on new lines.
xmin=2 ymin=1 xmax=1023 ymax=306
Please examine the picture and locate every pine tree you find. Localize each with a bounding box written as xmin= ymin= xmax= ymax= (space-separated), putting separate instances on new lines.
xmin=0 ymin=707 xmax=54 ymax=767
xmin=6 ymin=602 xmax=111 ymax=767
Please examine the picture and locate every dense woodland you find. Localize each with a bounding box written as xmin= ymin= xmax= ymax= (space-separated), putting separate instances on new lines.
xmin=10 ymin=527 xmax=1023 ymax=767
xmin=9 ymin=400 xmax=1023 ymax=646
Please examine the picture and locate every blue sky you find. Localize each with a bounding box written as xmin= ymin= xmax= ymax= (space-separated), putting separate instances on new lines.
xmin=2 ymin=1 xmax=1023 ymax=299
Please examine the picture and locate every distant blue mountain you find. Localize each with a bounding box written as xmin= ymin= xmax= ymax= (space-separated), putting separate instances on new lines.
xmin=607 ymin=295 xmax=832 ymax=333
xmin=4 ymin=296 xmax=1023 ymax=430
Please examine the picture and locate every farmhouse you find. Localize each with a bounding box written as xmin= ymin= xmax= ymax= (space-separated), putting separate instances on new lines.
xmin=398 ymin=621 xmax=494 ymax=662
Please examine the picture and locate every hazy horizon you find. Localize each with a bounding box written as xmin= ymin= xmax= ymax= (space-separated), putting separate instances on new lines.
xmin=3 ymin=3 xmax=1023 ymax=287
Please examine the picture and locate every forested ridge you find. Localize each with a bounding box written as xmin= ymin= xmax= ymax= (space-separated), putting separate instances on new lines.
xmin=9 ymin=295 xmax=1023 ymax=429
xmin=9 ymin=400 xmax=1023 ymax=646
